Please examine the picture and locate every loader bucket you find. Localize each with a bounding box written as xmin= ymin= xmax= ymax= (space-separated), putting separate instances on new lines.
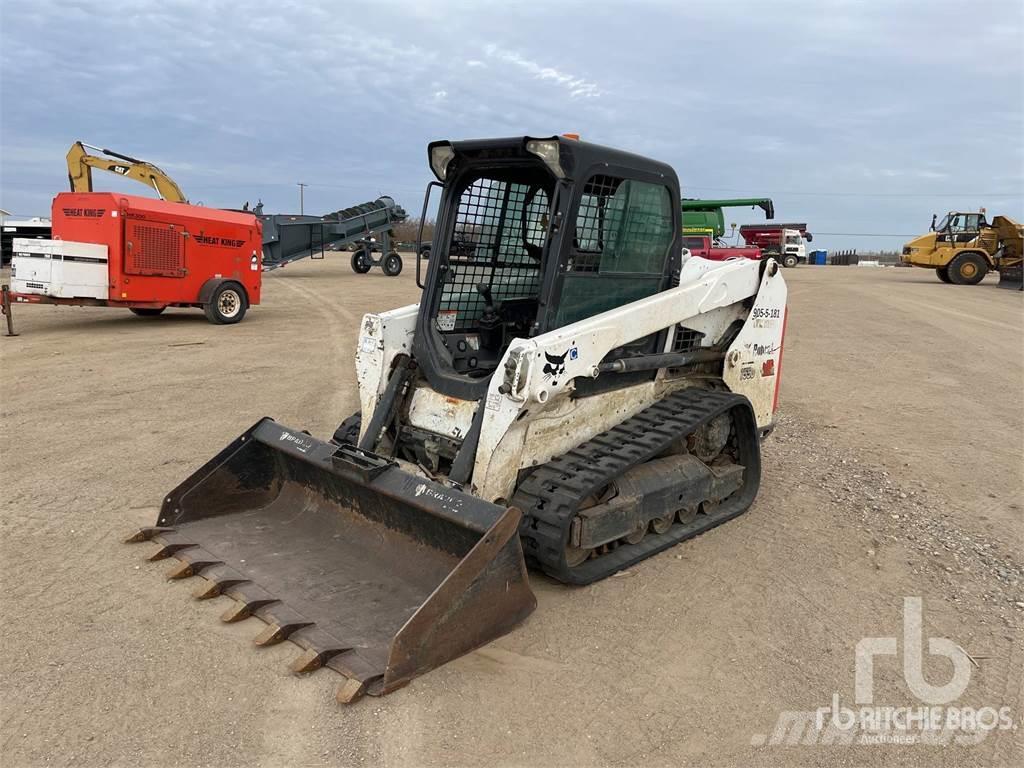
xmin=998 ymin=263 xmax=1023 ymax=290
xmin=128 ymin=418 xmax=536 ymax=703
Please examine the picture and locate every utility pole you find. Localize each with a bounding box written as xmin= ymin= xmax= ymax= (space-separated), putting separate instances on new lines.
xmin=297 ymin=182 xmax=308 ymax=214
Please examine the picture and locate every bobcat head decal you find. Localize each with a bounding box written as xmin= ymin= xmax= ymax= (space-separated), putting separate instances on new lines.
xmin=543 ymin=350 xmax=567 ymax=378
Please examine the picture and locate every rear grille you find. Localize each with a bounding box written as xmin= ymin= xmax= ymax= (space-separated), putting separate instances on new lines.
xmin=127 ymin=223 xmax=184 ymax=277
xmin=672 ymin=326 xmax=705 ymax=353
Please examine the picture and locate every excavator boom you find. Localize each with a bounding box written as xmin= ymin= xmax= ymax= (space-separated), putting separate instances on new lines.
xmin=66 ymin=141 xmax=188 ymax=203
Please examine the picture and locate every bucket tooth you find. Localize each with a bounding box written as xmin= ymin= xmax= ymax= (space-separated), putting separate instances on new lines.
xmin=286 ymin=627 xmax=352 ymax=673
xmin=165 ymin=549 xmax=223 ymax=580
xmin=290 ymin=647 xmax=334 ymax=674
xmin=252 ymin=604 xmax=316 ymax=646
xmin=167 ymin=560 xmax=221 ymax=580
xmin=148 ymin=542 xmax=196 ymax=561
xmin=145 ymin=532 xmax=198 ymax=561
xmin=336 ymin=677 xmax=367 ymax=705
xmin=165 ymin=560 xmax=198 ymax=580
xmin=221 ymin=598 xmax=279 ymax=623
xmin=253 ymin=621 xmax=313 ymax=647
xmin=125 ymin=526 xmax=175 ymax=544
xmin=192 ymin=577 xmax=250 ymax=600
xmin=188 ymin=564 xmax=250 ymax=599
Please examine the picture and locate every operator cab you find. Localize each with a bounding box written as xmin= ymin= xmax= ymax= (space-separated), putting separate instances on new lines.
xmin=932 ymin=211 xmax=988 ymax=243
xmin=415 ymin=136 xmax=681 ymax=400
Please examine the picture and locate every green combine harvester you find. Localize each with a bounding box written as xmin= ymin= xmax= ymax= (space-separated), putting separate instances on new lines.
xmin=681 ymin=198 xmax=775 ymax=238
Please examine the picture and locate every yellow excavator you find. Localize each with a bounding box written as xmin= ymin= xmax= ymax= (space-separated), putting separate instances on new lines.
xmin=66 ymin=141 xmax=188 ymax=203
xmin=901 ymin=210 xmax=1023 ymax=289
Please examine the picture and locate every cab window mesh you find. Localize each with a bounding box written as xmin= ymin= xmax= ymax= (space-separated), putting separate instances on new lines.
xmin=437 ymin=177 xmax=549 ymax=332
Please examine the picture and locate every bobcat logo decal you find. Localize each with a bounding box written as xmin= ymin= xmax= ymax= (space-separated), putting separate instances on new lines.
xmin=543 ymin=350 xmax=567 ymax=378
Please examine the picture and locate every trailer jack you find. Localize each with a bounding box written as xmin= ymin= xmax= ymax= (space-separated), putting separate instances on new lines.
xmin=1 ymin=285 xmax=18 ymax=337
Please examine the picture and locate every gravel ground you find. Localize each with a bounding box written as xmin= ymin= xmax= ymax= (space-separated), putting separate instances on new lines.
xmin=1 ymin=261 xmax=1021 ymax=767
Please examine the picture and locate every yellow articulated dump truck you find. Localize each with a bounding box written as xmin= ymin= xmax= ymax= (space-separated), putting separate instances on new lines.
xmin=902 ymin=210 xmax=1023 ymax=289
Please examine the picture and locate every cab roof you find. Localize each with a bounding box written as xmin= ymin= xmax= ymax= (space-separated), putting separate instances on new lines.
xmin=429 ymin=135 xmax=678 ymax=187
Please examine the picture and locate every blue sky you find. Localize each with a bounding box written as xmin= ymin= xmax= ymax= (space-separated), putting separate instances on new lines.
xmin=1 ymin=0 xmax=1022 ymax=252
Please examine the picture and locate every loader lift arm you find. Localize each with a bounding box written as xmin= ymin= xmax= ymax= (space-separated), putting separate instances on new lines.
xmin=66 ymin=141 xmax=188 ymax=202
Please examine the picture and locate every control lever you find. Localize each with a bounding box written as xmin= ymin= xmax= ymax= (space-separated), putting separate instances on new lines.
xmin=476 ymin=282 xmax=496 ymax=313
xmin=476 ymin=282 xmax=503 ymax=350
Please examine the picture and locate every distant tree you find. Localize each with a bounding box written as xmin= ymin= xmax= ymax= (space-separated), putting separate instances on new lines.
xmin=392 ymin=218 xmax=435 ymax=244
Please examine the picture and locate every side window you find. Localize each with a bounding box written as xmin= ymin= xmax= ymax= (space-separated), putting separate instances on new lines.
xmin=555 ymin=175 xmax=674 ymax=328
xmin=963 ymin=214 xmax=981 ymax=232
xmin=570 ymin=176 xmax=673 ymax=274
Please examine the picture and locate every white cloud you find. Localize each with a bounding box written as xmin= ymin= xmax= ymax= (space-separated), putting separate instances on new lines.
xmin=484 ymin=44 xmax=601 ymax=99
xmin=0 ymin=0 xmax=1020 ymax=244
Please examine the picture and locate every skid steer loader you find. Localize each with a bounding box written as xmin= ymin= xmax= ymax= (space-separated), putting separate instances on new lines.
xmin=129 ymin=136 xmax=788 ymax=703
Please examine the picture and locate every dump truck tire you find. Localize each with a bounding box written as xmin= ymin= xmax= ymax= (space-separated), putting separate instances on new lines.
xmin=332 ymin=412 xmax=362 ymax=445
xmin=782 ymin=254 xmax=798 ymax=268
xmin=936 ymin=266 xmax=952 ymax=283
xmin=130 ymin=307 xmax=166 ymax=316
xmin=351 ymin=250 xmax=372 ymax=274
xmin=382 ymin=253 xmax=403 ymax=277
xmin=203 ymin=283 xmax=247 ymax=324
xmin=948 ymin=253 xmax=987 ymax=285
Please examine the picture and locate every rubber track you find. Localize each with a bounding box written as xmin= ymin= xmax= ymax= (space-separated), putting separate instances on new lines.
xmin=512 ymin=387 xmax=761 ymax=585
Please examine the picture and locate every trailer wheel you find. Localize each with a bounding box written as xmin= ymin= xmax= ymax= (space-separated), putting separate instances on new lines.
xmin=351 ymin=250 xmax=372 ymax=274
xmin=130 ymin=307 xmax=166 ymax=317
xmin=204 ymin=282 xmax=247 ymax=324
xmin=782 ymin=254 xmax=799 ymax=268
xmin=936 ymin=266 xmax=952 ymax=283
xmin=382 ymin=252 xmax=403 ymax=277
xmin=948 ymin=253 xmax=988 ymax=285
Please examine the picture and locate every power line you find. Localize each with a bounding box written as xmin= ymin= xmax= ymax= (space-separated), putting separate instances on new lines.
xmin=685 ymin=186 xmax=1024 ymax=198
xmin=813 ymin=232 xmax=916 ymax=237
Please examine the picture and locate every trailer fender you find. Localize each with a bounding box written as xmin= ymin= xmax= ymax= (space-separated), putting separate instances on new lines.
xmin=198 ymin=277 xmax=249 ymax=308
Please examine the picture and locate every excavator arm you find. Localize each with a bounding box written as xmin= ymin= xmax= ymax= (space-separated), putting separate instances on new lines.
xmin=66 ymin=141 xmax=188 ymax=203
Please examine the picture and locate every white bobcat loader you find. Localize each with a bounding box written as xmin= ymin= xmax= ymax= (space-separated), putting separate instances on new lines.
xmin=129 ymin=136 xmax=788 ymax=703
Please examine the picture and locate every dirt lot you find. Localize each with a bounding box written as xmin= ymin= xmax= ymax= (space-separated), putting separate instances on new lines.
xmin=1 ymin=261 xmax=1021 ymax=767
